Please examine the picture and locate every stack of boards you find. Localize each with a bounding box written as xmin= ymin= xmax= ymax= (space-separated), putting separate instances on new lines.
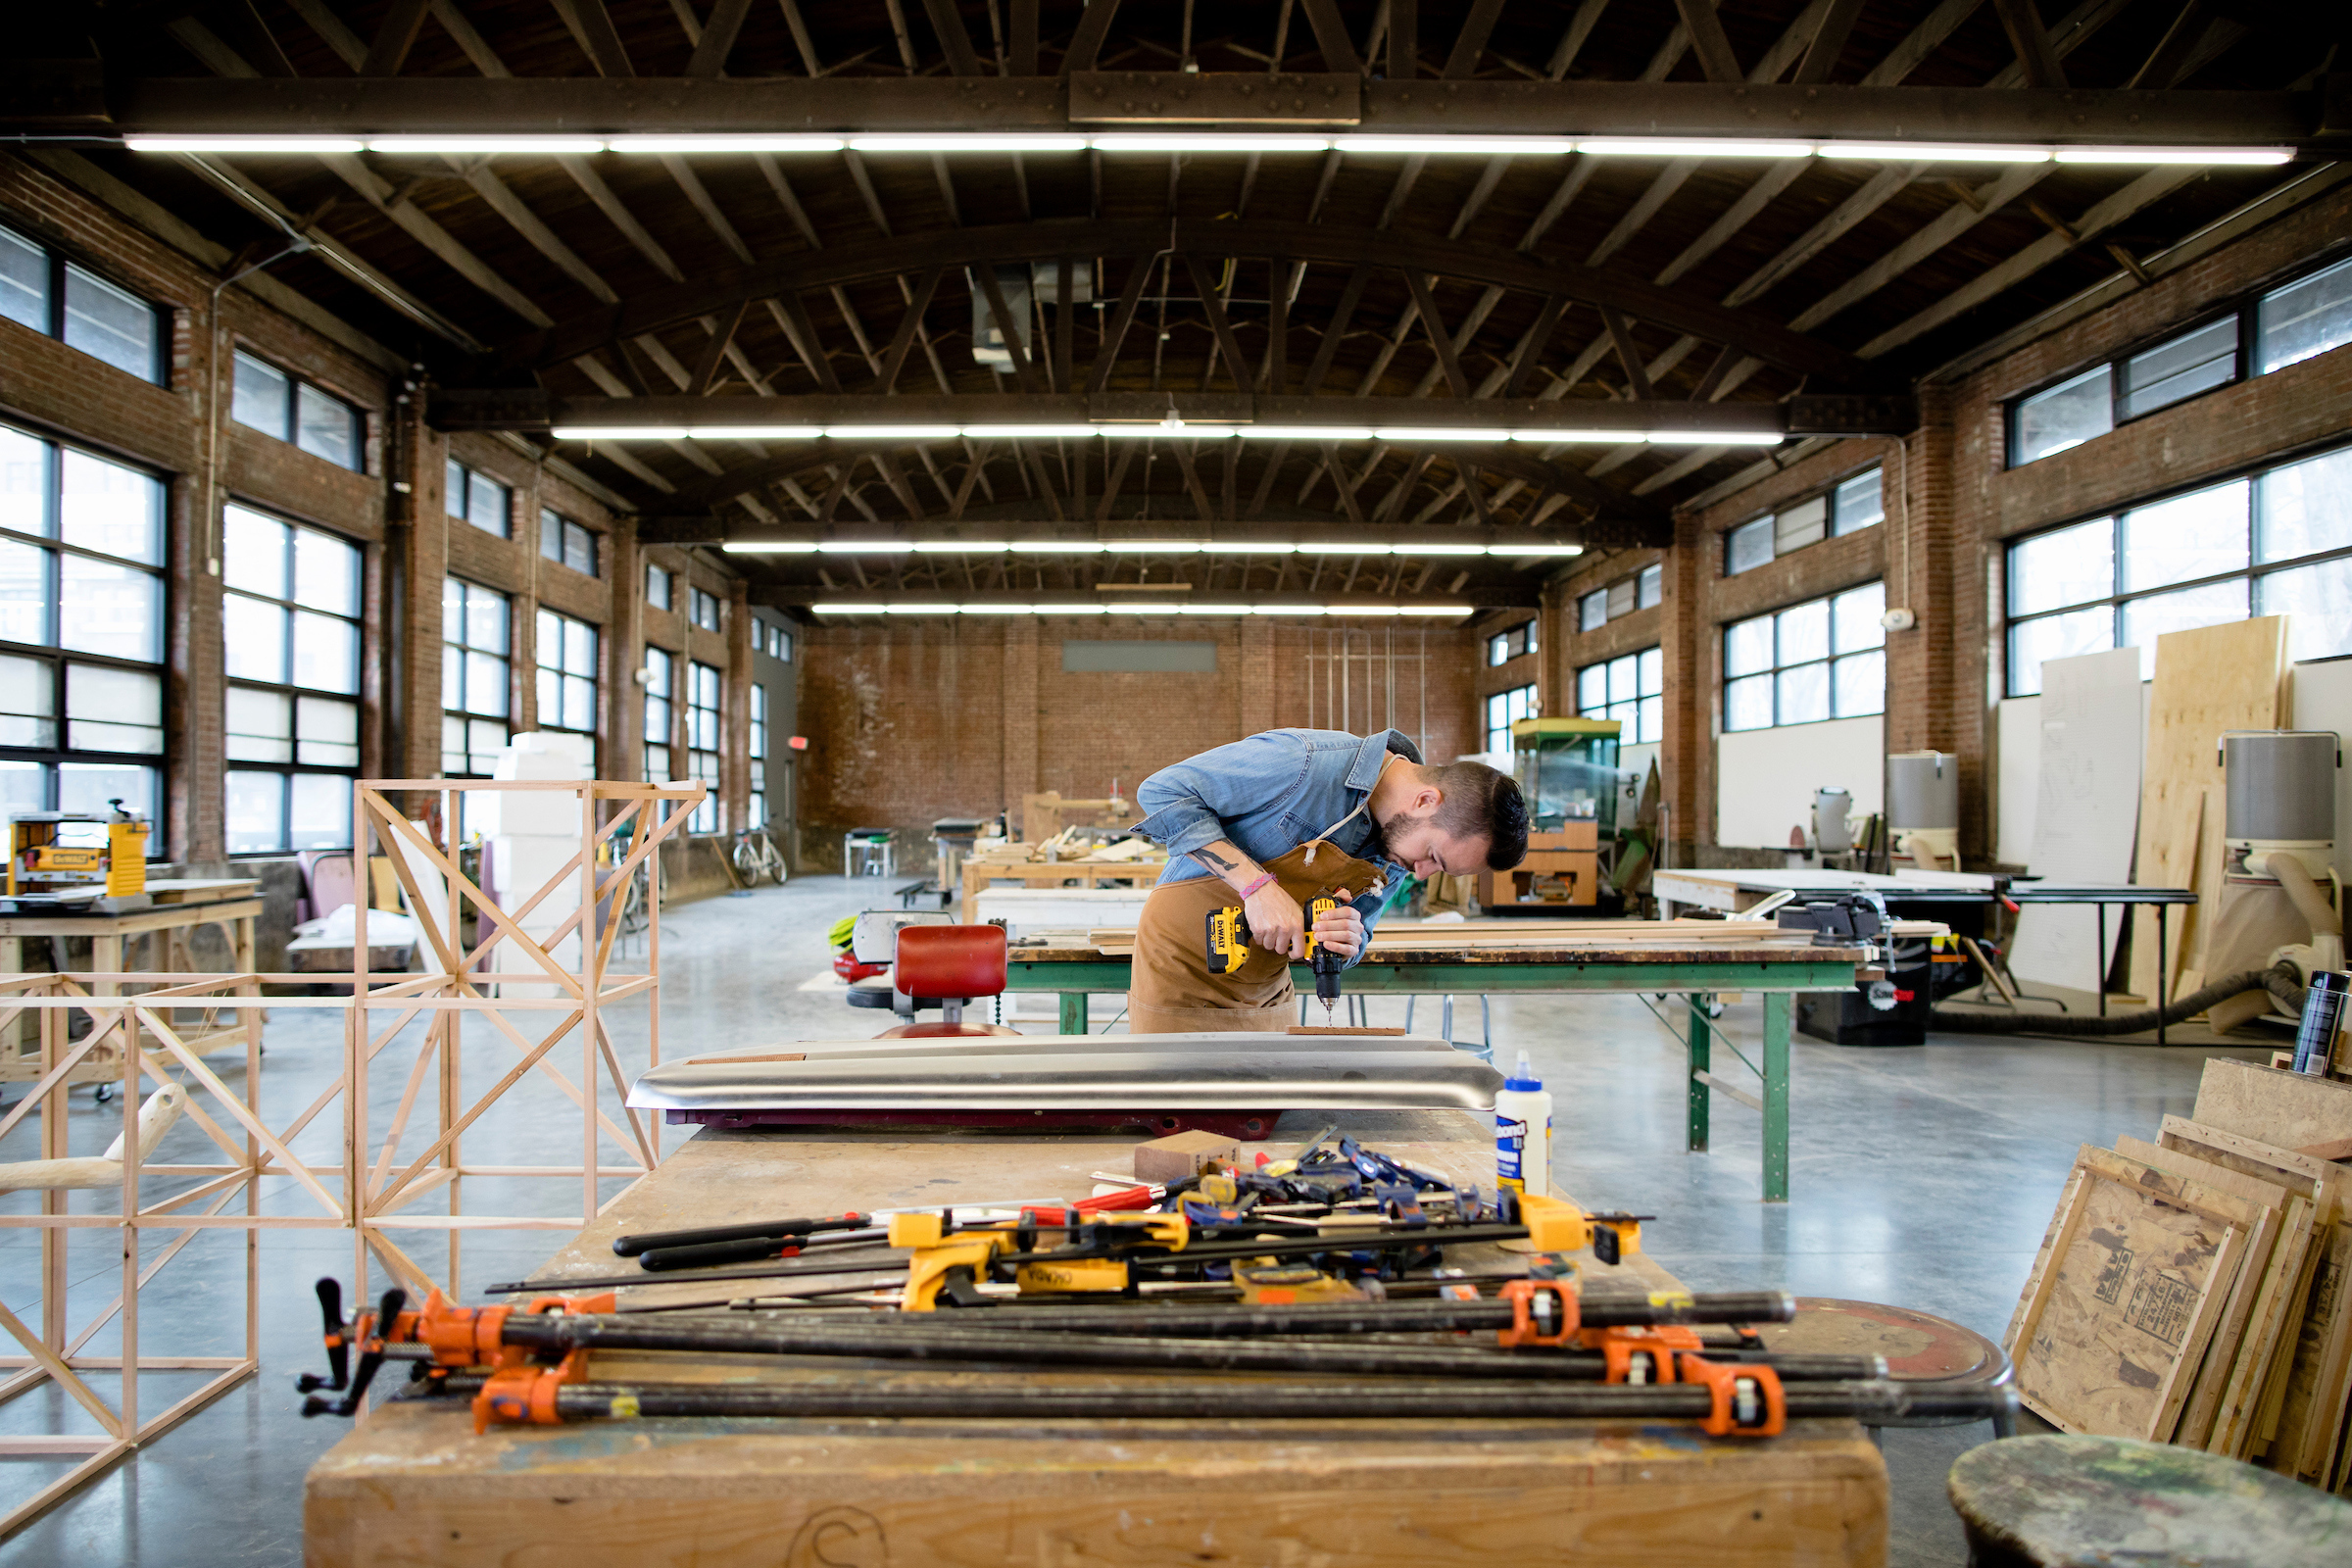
xmin=2005 ymin=1058 xmax=2352 ymax=1492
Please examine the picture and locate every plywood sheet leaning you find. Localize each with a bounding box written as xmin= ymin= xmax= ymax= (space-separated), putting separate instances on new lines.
xmin=2007 ymin=1144 xmax=2260 ymax=1439
xmin=2192 ymin=1057 xmax=2352 ymax=1151
xmin=2179 ymin=782 xmax=2230 ymax=998
xmin=2130 ymin=616 xmax=2289 ymax=1003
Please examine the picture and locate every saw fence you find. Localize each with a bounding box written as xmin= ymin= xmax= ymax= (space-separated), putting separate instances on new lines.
xmin=0 ymin=777 xmax=704 ymax=1538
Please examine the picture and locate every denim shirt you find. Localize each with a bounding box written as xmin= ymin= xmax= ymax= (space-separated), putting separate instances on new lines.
xmin=1133 ymin=728 xmax=1423 ymax=965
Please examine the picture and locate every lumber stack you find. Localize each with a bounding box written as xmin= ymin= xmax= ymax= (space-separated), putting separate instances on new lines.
xmin=2005 ymin=1057 xmax=2352 ymax=1492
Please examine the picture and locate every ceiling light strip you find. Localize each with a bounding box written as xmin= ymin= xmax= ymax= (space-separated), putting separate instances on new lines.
xmin=803 ymin=604 xmax=1479 ymax=616
xmin=556 ymin=422 xmax=1785 ymax=445
xmin=722 ymin=541 xmax=1583 ymax=556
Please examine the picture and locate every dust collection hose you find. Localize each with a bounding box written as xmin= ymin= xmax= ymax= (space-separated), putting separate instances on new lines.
xmin=1928 ymin=960 xmax=2304 ymax=1038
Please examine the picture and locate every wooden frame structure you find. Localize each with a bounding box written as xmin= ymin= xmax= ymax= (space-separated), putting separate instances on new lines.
xmin=0 ymin=776 xmax=703 ymax=1538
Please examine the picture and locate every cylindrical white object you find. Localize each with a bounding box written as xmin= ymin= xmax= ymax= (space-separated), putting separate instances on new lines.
xmin=1494 ymin=1051 xmax=1552 ymax=1198
xmin=1886 ymin=751 xmax=1958 ymax=832
xmin=1814 ymin=788 xmax=1854 ymax=854
xmin=2224 ymin=730 xmax=2338 ymax=884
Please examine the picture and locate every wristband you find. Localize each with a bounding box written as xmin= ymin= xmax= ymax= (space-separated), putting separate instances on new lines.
xmin=1236 ymin=872 xmax=1276 ymax=901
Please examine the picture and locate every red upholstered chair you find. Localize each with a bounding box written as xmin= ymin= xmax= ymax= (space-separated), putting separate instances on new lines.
xmin=875 ymin=924 xmax=1023 ymax=1038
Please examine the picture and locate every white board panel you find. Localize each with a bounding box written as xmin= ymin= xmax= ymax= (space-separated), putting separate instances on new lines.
xmin=1995 ymin=696 xmax=2040 ymax=868
xmin=1714 ymin=716 xmax=1884 ymax=851
xmin=2009 ymin=647 xmax=2144 ymax=991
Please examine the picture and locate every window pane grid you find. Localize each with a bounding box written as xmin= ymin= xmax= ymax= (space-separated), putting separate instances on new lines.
xmin=221 ymin=505 xmax=364 ymax=853
xmin=443 ymin=577 xmax=511 ymax=775
xmin=1725 ymin=469 xmax=1881 ymax=575
xmin=533 ymin=608 xmax=600 ymax=745
xmin=688 ymin=660 xmax=721 ymax=832
xmin=1483 ymin=683 xmax=1535 ymax=756
xmin=1721 ymin=585 xmax=1886 ymax=730
xmin=643 ymin=647 xmax=674 ymax=784
xmin=1576 ymin=645 xmax=1663 ymax=744
xmin=445 ymin=460 xmax=511 ymax=538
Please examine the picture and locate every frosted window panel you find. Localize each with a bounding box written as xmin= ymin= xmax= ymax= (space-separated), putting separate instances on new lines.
xmin=750 ymin=792 xmax=766 ymax=827
xmin=1725 ymin=517 xmax=1772 ymax=575
xmin=293 ymin=612 xmax=358 ymax=693
xmin=644 ymin=696 xmax=669 ymax=740
xmin=645 ymin=564 xmax=669 ymax=610
xmin=0 ymin=653 xmax=53 ymax=748
xmin=565 ymin=624 xmax=596 ymax=677
xmin=294 ymin=526 xmax=360 ymax=615
xmin=1638 ymin=647 xmax=1663 ymax=694
xmin=2009 ymin=517 xmax=2114 ymax=615
xmin=2121 ymin=317 xmax=2238 ymax=418
xmin=224 ymin=686 xmax=292 ymax=761
xmin=1608 ymin=655 xmax=1641 ymax=705
xmin=1834 ymin=650 xmax=1886 ymax=717
xmin=295 ymin=383 xmax=358 ymax=470
xmin=1579 ymin=589 xmax=1605 ymax=630
xmin=1774 ymin=497 xmax=1826 ymax=554
xmin=222 ymin=595 xmax=287 ymax=683
xmin=644 ymin=743 xmax=669 ymax=780
xmin=0 ymin=229 xmax=46 ymax=332
xmin=444 ymin=460 xmax=467 ymax=519
xmin=2260 ymin=558 xmax=2352 ymax=663
xmin=296 ymin=696 xmax=359 ymax=767
xmin=1638 ymin=695 xmax=1662 ymax=745
xmin=0 ymin=538 xmax=50 ymax=645
xmin=466 ymin=589 xmax=507 ymax=654
xmin=2120 ymin=578 xmax=2249 ymax=678
xmin=1833 ymin=469 xmax=1884 ymax=534
xmin=66 ymin=663 xmax=161 ymax=753
xmin=467 ymin=471 xmax=508 ymax=535
xmin=2119 ymin=479 xmax=2248 ymax=593
xmin=59 ymin=451 xmax=162 ymax=564
xmin=59 ymin=556 xmax=159 ymax=662
xmin=2007 ymin=607 xmax=2114 ymax=696
xmin=2013 ymin=366 xmax=2112 ymax=464
xmin=465 ymin=652 xmax=507 ymax=716
xmin=535 ymin=665 xmax=559 ymax=726
xmin=289 ymin=773 xmax=352 ymax=850
xmin=1777 ymin=662 xmax=1830 ymax=725
xmin=224 ymin=771 xmax=285 ymax=855
xmin=0 ymin=426 xmax=46 ymax=539
xmin=1577 ymin=665 xmax=1606 ymax=710
xmin=644 ymin=651 xmax=670 ymax=696
xmin=0 ymin=760 xmax=43 ymax=814
xmin=535 ymin=610 xmax=560 ymax=666
xmin=564 ymin=524 xmax=595 ymax=576
xmin=440 ymin=655 xmax=462 ymax=712
xmin=563 ymin=675 xmax=594 ymax=731
xmin=1833 ymin=583 xmax=1886 ymax=654
xmin=752 ymin=686 xmax=767 ymax=723
xmin=1638 ymin=564 xmax=1661 ymax=608
xmin=2256 ymin=254 xmax=2352 ymax=374
xmin=442 ymin=576 xmax=466 ymax=644
xmin=222 ymin=506 xmax=287 ymax=598
xmin=62 ymin=266 xmax=156 ymax=382
xmin=1777 ymin=599 xmax=1830 ymax=665
xmin=2256 ymin=447 xmax=2352 ymax=564
xmin=1725 ymin=673 xmax=1773 ymax=731
xmin=60 ymin=760 xmax=154 ymax=821
xmin=1605 ymin=578 xmax=1636 ymax=619
xmin=1724 ymin=616 xmax=1772 ymax=677
xmin=231 ymin=353 xmax=289 ymax=437
xmin=440 ymin=714 xmax=466 ymax=775
xmin=466 ymin=718 xmax=507 ymax=772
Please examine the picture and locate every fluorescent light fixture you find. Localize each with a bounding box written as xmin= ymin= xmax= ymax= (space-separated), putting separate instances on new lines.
xmin=821 ymin=424 xmax=959 ymax=440
xmin=812 ymin=604 xmax=889 ymax=614
xmin=1213 ymin=542 xmax=1298 ymax=554
xmin=609 ymin=134 xmax=846 ymax=153
xmin=551 ymin=425 xmax=691 ymax=440
xmin=1506 ymin=546 xmax=1587 ymax=557
xmin=1401 ymin=605 xmax=1477 ymax=616
xmin=848 ymin=134 xmax=1090 ymax=153
xmin=1817 ymin=142 xmax=2051 ymax=164
xmin=816 ymin=542 xmax=912 ymax=554
xmin=1183 ymin=605 xmax=1257 ymax=615
xmin=1300 ymin=544 xmax=1394 ymax=555
xmin=1254 ymin=605 xmax=1329 ymax=615
xmin=1373 ymin=427 xmax=1514 ymax=442
xmin=1330 ymin=605 xmax=1402 ymax=616
xmin=367 ymin=136 xmax=608 ymax=154
xmin=718 ymin=542 xmax=817 ymax=554
xmin=1579 ymin=138 xmax=1815 ymax=159
xmin=1104 ymin=541 xmax=1206 ymax=553
xmin=2054 ymin=146 xmax=2294 ymax=165
xmin=125 ymin=135 xmax=366 ymax=154
xmin=1643 ymin=430 xmax=1784 ymax=445
xmin=1106 ymin=603 xmax=1189 ymax=613
xmin=1090 ymin=133 xmax=1335 ymax=154
xmin=960 ymin=424 xmax=1098 ymax=440
xmin=1515 ymin=429 xmax=1638 ymax=443
xmin=910 ymin=541 xmax=1011 ymax=553
xmin=886 ymin=604 xmax=958 ymax=614
xmin=686 ymin=425 xmax=825 ymax=440
xmin=954 ymin=603 xmax=1040 ymax=613
xmin=1006 ymin=542 xmax=1106 ymax=554
xmin=1336 ymin=136 xmax=1579 ymax=157
xmin=1047 ymin=605 xmax=1109 ymax=614
xmin=1414 ymin=544 xmax=1491 ymax=556
xmin=1240 ymin=425 xmax=1376 ymax=442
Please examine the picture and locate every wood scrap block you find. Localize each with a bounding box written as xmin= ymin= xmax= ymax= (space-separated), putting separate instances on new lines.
xmin=2009 ymin=1145 xmax=2261 ymax=1440
xmin=2192 ymin=1058 xmax=2352 ymax=1150
xmin=1132 ymin=1129 xmax=1241 ymax=1184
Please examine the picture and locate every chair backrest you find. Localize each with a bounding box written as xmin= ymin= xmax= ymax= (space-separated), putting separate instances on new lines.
xmin=894 ymin=923 xmax=1006 ymax=1001
xmin=299 ymin=851 xmax=357 ymax=922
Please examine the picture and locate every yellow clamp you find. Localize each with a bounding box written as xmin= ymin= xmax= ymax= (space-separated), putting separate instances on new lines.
xmin=1516 ymin=1195 xmax=1643 ymax=1259
xmin=899 ymin=1230 xmax=1013 ymax=1312
xmin=1014 ymin=1257 xmax=1129 ymax=1295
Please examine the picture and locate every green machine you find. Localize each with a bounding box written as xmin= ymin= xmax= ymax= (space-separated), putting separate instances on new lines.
xmin=1509 ymin=716 xmax=1624 ymax=834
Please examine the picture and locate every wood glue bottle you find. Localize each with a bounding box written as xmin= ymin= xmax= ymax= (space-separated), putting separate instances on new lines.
xmin=1494 ymin=1051 xmax=1553 ymax=1198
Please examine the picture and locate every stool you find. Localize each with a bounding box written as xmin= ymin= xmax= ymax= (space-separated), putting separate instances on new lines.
xmin=1753 ymin=1298 xmax=2016 ymax=1442
xmin=873 ymin=924 xmax=1023 ymax=1039
xmin=843 ymin=830 xmax=894 ymax=881
xmin=1403 ymin=995 xmax=1494 ymax=1061
xmin=1948 ymin=1434 xmax=2352 ymax=1567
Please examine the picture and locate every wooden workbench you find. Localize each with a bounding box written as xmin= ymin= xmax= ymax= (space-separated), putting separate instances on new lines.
xmin=960 ymin=850 xmax=1166 ymax=922
xmin=305 ymin=1115 xmax=1890 ymax=1566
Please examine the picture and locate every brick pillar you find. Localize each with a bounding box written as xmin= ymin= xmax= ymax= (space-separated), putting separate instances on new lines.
xmin=172 ymin=302 xmax=223 ymax=862
xmin=1659 ymin=513 xmax=1708 ymax=858
xmin=1882 ymin=392 xmax=1962 ymax=848
xmin=1001 ymin=617 xmax=1039 ymax=820
xmin=1238 ymin=618 xmax=1274 ymax=736
xmin=390 ymin=399 xmax=449 ymax=789
xmin=725 ymin=580 xmax=753 ymax=835
xmin=607 ymin=522 xmax=642 ymax=784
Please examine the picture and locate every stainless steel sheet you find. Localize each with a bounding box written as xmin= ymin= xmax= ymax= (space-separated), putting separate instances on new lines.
xmin=668 ymin=1031 xmax=1461 ymax=1068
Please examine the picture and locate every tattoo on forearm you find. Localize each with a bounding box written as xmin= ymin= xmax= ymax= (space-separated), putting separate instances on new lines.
xmin=1194 ymin=847 xmax=1244 ymax=874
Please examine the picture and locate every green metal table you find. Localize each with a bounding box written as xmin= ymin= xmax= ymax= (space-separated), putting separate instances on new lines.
xmin=1004 ymin=940 xmax=1879 ymax=1202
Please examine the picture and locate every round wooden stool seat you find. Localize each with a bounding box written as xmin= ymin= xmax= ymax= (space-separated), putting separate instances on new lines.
xmin=1948 ymin=1434 xmax=2352 ymax=1567
xmin=1755 ymin=1297 xmax=2014 ymax=1431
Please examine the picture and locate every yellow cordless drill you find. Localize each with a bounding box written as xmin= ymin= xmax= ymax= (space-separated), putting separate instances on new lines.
xmin=1206 ymin=892 xmax=1348 ymax=1022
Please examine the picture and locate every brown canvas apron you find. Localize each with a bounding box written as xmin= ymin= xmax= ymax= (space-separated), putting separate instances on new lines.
xmin=1127 ymin=838 xmax=1385 ymax=1035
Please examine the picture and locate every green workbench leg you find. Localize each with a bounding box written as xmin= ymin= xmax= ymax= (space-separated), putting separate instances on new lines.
xmin=1058 ymin=992 xmax=1090 ymax=1035
xmin=1763 ymin=992 xmax=1791 ymax=1202
xmin=1686 ymin=993 xmax=1710 ymax=1153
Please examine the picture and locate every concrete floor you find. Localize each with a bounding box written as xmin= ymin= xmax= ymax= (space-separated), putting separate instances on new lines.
xmin=0 ymin=874 xmax=2274 ymax=1566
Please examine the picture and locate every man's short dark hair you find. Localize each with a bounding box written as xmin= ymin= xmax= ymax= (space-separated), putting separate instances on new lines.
xmin=1429 ymin=760 xmax=1531 ymax=870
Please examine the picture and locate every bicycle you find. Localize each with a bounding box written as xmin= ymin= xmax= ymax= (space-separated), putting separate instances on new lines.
xmin=731 ymin=823 xmax=789 ymax=887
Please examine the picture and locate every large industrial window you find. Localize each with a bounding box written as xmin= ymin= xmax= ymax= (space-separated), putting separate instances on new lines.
xmin=0 ymin=424 xmax=167 ymax=824
xmin=221 ymin=504 xmax=362 ymax=854
xmin=687 ymin=660 xmax=720 ymax=833
xmin=690 ymin=586 xmax=720 ymax=631
xmin=761 ymin=620 xmax=793 ymax=662
xmin=642 ymin=647 xmax=673 ymax=782
xmin=539 ymin=509 xmax=599 ymax=577
xmin=749 ymin=684 xmax=768 ymax=829
xmin=0 ymin=222 xmax=164 ymax=384
xmin=1578 ymin=564 xmax=1661 ymax=630
xmin=230 ymin=350 xmax=363 ymax=472
xmin=2255 ymin=254 xmax=2352 ymax=374
xmin=2003 ymin=444 xmax=2352 ymax=695
xmin=1484 ymin=684 xmax=1535 ymax=756
xmin=1578 ymin=647 xmax=1663 ymax=745
xmin=1725 ymin=470 xmax=1883 ymax=576
xmin=645 ymin=564 xmax=671 ymax=612
xmin=1724 ymin=582 xmax=1886 ymax=731
xmin=444 ymin=460 xmax=510 ymax=538
xmin=1487 ymin=619 xmax=1538 ymax=666
xmin=441 ymin=577 xmax=510 ymax=775
xmin=533 ymin=609 xmax=598 ymax=744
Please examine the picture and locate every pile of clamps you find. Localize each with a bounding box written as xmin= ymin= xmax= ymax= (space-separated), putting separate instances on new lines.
xmin=295 ymin=1133 xmax=2015 ymax=1440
